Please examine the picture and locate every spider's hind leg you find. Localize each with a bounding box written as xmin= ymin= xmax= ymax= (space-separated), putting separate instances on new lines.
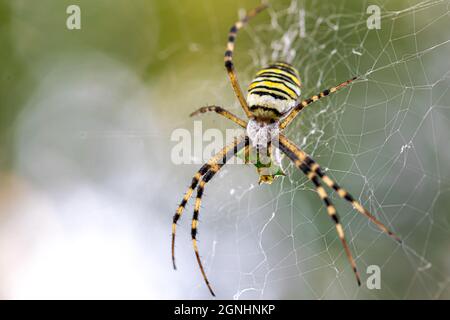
xmin=224 ymin=4 xmax=269 ymax=118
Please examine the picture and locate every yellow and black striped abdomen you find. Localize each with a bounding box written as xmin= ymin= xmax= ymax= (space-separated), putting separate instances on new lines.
xmin=247 ymin=62 xmax=301 ymax=121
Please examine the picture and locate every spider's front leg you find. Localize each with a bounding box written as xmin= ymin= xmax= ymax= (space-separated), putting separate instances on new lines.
xmin=172 ymin=135 xmax=249 ymax=296
xmin=172 ymin=163 xmax=210 ymax=270
xmin=172 ymin=135 xmax=246 ymax=269
xmin=278 ymin=138 xmax=361 ymax=285
xmin=190 ymin=136 xmax=250 ymax=297
xmin=276 ymin=134 xmax=402 ymax=285
xmin=278 ymin=134 xmax=401 ymax=243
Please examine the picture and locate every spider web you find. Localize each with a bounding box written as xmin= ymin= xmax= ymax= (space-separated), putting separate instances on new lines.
xmin=4 ymin=0 xmax=448 ymax=300
xmin=171 ymin=0 xmax=450 ymax=299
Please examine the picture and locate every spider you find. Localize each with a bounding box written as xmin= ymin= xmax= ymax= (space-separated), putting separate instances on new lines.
xmin=171 ymin=4 xmax=401 ymax=297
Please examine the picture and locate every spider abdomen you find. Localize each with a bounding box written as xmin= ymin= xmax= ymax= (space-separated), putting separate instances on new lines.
xmin=247 ymin=62 xmax=301 ymax=121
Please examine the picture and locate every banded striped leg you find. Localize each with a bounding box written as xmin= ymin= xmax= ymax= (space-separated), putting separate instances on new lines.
xmin=278 ymin=140 xmax=361 ymax=285
xmin=224 ymin=3 xmax=268 ymax=118
xmin=278 ymin=134 xmax=401 ymax=243
xmin=191 ymin=137 xmax=249 ymax=296
xmin=172 ymin=135 xmax=248 ymax=270
xmin=172 ymin=163 xmax=210 ymax=269
xmin=280 ymin=76 xmax=358 ymax=130
xmin=192 ymin=167 xmax=222 ymax=297
xmin=307 ymin=167 xmax=361 ymax=285
xmin=190 ymin=106 xmax=248 ymax=128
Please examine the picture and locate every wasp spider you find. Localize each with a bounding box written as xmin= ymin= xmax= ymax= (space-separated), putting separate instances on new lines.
xmin=171 ymin=4 xmax=401 ymax=296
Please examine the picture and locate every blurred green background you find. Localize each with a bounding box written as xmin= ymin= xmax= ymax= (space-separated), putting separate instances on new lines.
xmin=0 ymin=0 xmax=449 ymax=299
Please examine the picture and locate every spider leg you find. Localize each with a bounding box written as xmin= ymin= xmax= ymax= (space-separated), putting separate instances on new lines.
xmin=280 ymin=76 xmax=358 ymax=130
xmin=192 ymin=166 xmax=222 ymax=297
xmin=191 ymin=137 xmax=249 ymax=296
xmin=243 ymin=143 xmax=251 ymax=164
xmin=225 ymin=3 xmax=268 ymax=118
xmin=190 ymin=105 xmax=248 ymax=128
xmin=278 ymin=134 xmax=402 ymax=242
xmin=172 ymin=163 xmax=210 ymax=270
xmin=172 ymin=135 xmax=248 ymax=270
xmin=278 ymin=139 xmax=361 ymax=285
xmin=308 ymin=167 xmax=361 ymax=285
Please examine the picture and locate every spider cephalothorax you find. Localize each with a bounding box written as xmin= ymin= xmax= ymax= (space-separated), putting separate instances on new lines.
xmin=171 ymin=4 xmax=401 ymax=297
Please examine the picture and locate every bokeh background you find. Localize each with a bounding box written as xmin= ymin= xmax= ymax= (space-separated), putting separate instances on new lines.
xmin=0 ymin=0 xmax=449 ymax=299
